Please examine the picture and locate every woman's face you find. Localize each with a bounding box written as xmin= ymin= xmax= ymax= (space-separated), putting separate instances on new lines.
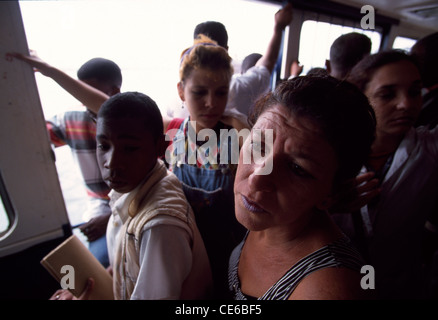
xmin=234 ymin=104 xmax=338 ymax=233
xmin=365 ymin=60 xmax=422 ymax=139
xmin=178 ymin=67 xmax=230 ymax=132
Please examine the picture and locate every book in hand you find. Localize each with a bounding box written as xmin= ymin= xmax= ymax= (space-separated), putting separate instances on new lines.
xmin=40 ymin=234 xmax=114 ymax=300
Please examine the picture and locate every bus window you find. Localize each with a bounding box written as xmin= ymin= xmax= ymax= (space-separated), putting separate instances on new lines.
xmin=393 ymin=36 xmax=417 ymax=51
xmin=0 ymin=200 xmax=9 ymax=235
xmin=0 ymin=173 xmax=14 ymax=236
xmin=298 ymin=20 xmax=381 ymax=75
xmin=19 ymin=0 xmax=279 ymax=118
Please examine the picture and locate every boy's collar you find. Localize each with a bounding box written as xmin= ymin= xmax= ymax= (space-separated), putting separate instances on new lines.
xmin=86 ymin=109 xmax=97 ymax=123
xmin=128 ymin=160 xmax=166 ymax=218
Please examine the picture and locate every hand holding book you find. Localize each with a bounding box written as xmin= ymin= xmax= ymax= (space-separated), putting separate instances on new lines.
xmin=41 ymin=235 xmax=114 ymax=300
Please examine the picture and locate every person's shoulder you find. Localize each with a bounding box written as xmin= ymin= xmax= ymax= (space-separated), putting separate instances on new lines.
xmin=239 ymin=65 xmax=271 ymax=80
xmin=415 ymin=124 xmax=438 ymax=135
xmin=413 ymin=125 xmax=438 ymax=154
xmin=248 ymin=64 xmax=270 ymax=74
xmin=149 ymin=165 xmax=189 ymax=206
xmin=231 ymin=66 xmax=270 ymax=89
xmin=220 ymin=113 xmax=250 ymax=131
xmin=55 ymin=109 xmax=90 ymax=121
xmin=164 ymin=117 xmax=184 ymax=132
xmin=290 ymin=266 xmax=369 ymax=300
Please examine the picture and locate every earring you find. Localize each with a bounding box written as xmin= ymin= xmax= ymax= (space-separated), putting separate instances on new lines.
xmin=181 ymin=102 xmax=185 ymax=109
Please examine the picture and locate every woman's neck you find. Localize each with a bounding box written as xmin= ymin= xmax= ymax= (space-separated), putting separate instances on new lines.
xmin=372 ymin=130 xmax=405 ymax=154
xmin=249 ymin=211 xmax=339 ymax=255
xmin=187 ymin=117 xmax=221 ymax=134
xmin=368 ymin=131 xmax=404 ymax=172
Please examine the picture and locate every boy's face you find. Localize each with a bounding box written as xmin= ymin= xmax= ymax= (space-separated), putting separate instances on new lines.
xmin=96 ymin=117 xmax=158 ymax=193
xmin=82 ymin=78 xmax=120 ymax=97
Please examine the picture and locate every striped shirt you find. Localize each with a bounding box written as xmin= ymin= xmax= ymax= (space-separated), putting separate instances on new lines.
xmin=47 ymin=110 xmax=111 ymax=220
xmin=228 ymin=236 xmax=364 ymax=300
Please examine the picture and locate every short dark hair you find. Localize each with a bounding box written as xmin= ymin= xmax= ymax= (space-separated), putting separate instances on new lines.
xmin=410 ymin=32 xmax=438 ymax=88
xmin=241 ymin=53 xmax=262 ymax=74
xmin=330 ymin=32 xmax=371 ymax=79
xmin=194 ymin=21 xmax=228 ymax=49
xmin=98 ymin=92 xmax=163 ymax=143
xmin=348 ymin=49 xmax=420 ymax=92
xmin=77 ymin=58 xmax=122 ymax=88
xmin=306 ymin=67 xmax=328 ymax=77
xmin=250 ymin=76 xmax=376 ymax=188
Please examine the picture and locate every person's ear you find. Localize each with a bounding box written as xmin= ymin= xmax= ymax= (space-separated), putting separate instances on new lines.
xmin=155 ymin=134 xmax=167 ymax=158
xmin=110 ymin=86 xmax=121 ymax=96
xmin=177 ymin=82 xmax=185 ymax=101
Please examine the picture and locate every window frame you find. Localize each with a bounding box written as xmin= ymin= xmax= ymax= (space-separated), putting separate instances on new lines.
xmin=0 ymin=1 xmax=70 ymax=257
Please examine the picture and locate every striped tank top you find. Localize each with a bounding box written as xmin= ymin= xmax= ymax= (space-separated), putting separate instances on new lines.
xmin=228 ymin=235 xmax=365 ymax=300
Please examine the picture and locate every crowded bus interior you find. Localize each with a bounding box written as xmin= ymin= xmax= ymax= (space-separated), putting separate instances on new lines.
xmin=1 ymin=0 xmax=438 ymax=302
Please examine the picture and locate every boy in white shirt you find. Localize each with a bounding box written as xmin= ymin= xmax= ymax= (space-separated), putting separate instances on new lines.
xmin=52 ymin=91 xmax=212 ymax=300
xmin=99 ymin=91 xmax=212 ymax=299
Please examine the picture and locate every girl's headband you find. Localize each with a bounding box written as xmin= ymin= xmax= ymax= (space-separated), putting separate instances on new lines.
xmin=180 ymin=42 xmax=218 ymax=65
